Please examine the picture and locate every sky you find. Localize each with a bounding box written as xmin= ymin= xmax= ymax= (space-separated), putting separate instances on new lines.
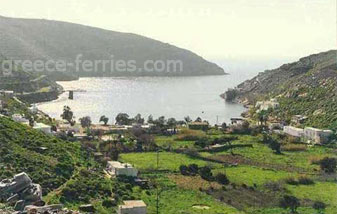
xmin=0 ymin=0 xmax=336 ymax=61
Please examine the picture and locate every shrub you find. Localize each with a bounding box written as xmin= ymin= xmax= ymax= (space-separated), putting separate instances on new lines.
xmin=187 ymin=164 xmax=199 ymax=176
xmin=199 ymin=166 xmax=213 ymax=181
xmin=215 ymin=173 xmax=230 ymax=185
xmin=282 ymin=144 xmax=307 ymax=152
xmin=280 ymin=195 xmax=300 ymax=214
xmin=285 ymin=177 xmax=299 ymax=185
xmin=298 ymin=176 xmax=314 ymax=185
xmin=313 ymin=201 xmax=326 ymax=214
xmin=320 ymin=157 xmax=337 ymax=173
xmin=179 ymin=165 xmax=189 ymax=176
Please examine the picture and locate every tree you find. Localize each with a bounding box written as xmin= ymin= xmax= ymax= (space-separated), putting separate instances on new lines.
xmin=60 ymin=106 xmax=75 ymax=125
xmin=147 ymin=115 xmax=154 ymax=124
xmin=257 ymin=110 xmax=268 ymax=126
xmin=79 ymin=116 xmax=92 ymax=128
xmin=313 ymin=201 xmax=326 ymax=214
xmin=215 ymin=173 xmax=230 ymax=185
xmin=199 ymin=166 xmax=213 ymax=181
xmin=115 ymin=113 xmax=130 ymax=125
xmin=221 ymin=122 xmax=227 ymax=130
xmin=133 ymin=114 xmax=145 ymax=125
xmin=184 ymin=116 xmax=192 ymax=124
xmin=320 ymin=157 xmax=337 ymax=173
xmin=99 ymin=115 xmax=109 ymax=125
xmin=195 ymin=117 xmax=202 ymax=122
xmin=280 ymin=195 xmax=300 ymax=214
xmin=263 ymin=134 xmax=281 ymax=154
xmin=167 ymin=118 xmax=177 ymax=133
xmin=187 ymin=164 xmax=199 ymax=176
xmin=179 ymin=165 xmax=189 ymax=176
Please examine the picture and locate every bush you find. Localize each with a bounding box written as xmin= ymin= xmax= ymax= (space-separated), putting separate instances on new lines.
xmin=179 ymin=165 xmax=189 ymax=176
xmin=285 ymin=177 xmax=299 ymax=185
xmin=215 ymin=173 xmax=230 ymax=185
xmin=298 ymin=176 xmax=314 ymax=185
xmin=199 ymin=166 xmax=213 ymax=181
xmin=280 ymin=195 xmax=300 ymax=214
xmin=320 ymin=157 xmax=337 ymax=173
xmin=282 ymin=144 xmax=307 ymax=152
xmin=313 ymin=201 xmax=326 ymax=214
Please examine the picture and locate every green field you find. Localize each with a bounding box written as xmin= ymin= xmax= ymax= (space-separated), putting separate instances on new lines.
xmin=120 ymin=152 xmax=222 ymax=172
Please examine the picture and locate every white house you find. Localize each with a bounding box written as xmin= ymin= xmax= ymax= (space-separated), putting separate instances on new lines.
xmin=256 ymin=99 xmax=280 ymax=111
xmin=12 ymin=114 xmax=29 ymax=124
xmin=33 ymin=123 xmax=52 ymax=134
xmin=303 ymin=127 xmax=333 ymax=144
xmin=118 ymin=200 xmax=147 ymax=214
xmin=283 ymin=126 xmax=304 ymax=138
xmin=0 ymin=90 xmax=14 ymax=98
xmin=107 ymin=161 xmax=138 ymax=177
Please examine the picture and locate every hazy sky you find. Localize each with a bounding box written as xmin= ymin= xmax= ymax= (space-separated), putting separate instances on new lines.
xmin=0 ymin=0 xmax=335 ymax=60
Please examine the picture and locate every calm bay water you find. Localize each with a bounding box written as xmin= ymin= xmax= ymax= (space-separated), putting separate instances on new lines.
xmin=37 ymin=75 xmax=247 ymax=125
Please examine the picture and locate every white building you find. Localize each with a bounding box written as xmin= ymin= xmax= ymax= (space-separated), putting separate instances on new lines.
xmin=283 ymin=126 xmax=334 ymax=144
xmin=33 ymin=123 xmax=52 ymax=134
xmin=118 ymin=200 xmax=147 ymax=214
xmin=107 ymin=161 xmax=138 ymax=177
xmin=303 ymin=127 xmax=333 ymax=144
xmin=0 ymin=90 xmax=14 ymax=98
xmin=12 ymin=114 xmax=29 ymax=124
xmin=256 ymin=99 xmax=280 ymax=111
xmin=283 ymin=126 xmax=304 ymax=138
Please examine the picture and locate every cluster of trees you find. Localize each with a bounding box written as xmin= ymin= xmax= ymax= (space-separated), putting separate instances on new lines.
xmin=262 ymin=134 xmax=281 ymax=154
xmin=280 ymin=195 xmax=326 ymax=214
xmin=179 ymin=164 xmax=229 ymax=185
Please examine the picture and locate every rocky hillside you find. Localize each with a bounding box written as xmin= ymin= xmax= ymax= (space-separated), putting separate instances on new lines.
xmin=0 ymin=16 xmax=225 ymax=78
xmin=0 ymin=117 xmax=81 ymax=194
xmin=224 ymin=50 xmax=337 ymax=129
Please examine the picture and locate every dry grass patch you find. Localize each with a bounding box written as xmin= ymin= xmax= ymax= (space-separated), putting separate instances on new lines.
xmin=168 ymin=174 xmax=222 ymax=191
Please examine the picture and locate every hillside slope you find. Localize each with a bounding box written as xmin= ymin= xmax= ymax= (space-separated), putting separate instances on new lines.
xmin=224 ymin=50 xmax=337 ymax=129
xmin=0 ymin=117 xmax=81 ymax=194
xmin=0 ymin=16 xmax=225 ymax=78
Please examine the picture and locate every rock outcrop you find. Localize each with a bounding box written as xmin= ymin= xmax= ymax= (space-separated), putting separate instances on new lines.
xmin=0 ymin=173 xmax=80 ymax=214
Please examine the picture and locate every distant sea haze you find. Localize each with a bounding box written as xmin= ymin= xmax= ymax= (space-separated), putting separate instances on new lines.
xmin=37 ymin=75 xmax=248 ymax=125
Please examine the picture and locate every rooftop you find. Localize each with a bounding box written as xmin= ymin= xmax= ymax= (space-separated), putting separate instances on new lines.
xmin=108 ymin=161 xmax=134 ymax=169
xmin=122 ymin=200 xmax=146 ymax=208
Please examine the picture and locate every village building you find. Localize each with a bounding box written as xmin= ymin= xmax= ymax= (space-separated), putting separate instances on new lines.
xmin=107 ymin=161 xmax=138 ymax=177
xmin=283 ymin=126 xmax=304 ymax=138
xmin=118 ymin=200 xmax=147 ymax=214
xmin=291 ymin=115 xmax=308 ymax=125
xmin=57 ymin=123 xmax=81 ymax=134
xmin=303 ymin=127 xmax=333 ymax=144
xmin=230 ymin=117 xmax=245 ymax=125
xmin=283 ymin=126 xmax=334 ymax=144
xmin=11 ymin=114 xmax=29 ymax=124
xmin=255 ymin=98 xmax=280 ymax=112
xmin=33 ymin=123 xmax=52 ymax=134
xmin=0 ymin=90 xmax=14 ymax=98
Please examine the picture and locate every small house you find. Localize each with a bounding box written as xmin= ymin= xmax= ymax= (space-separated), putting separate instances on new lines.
xmin=118 ymin=200 xmax=147 ymax=214
xmin=303 ymin=127 xmax=333 ymax=144
xmin=283 ymin=126 xmax=304 ymax=138
xmin=33 ymin=123 xmax=52 ymax=134
xmin=107 ymin=161 xmax=138 ymax=177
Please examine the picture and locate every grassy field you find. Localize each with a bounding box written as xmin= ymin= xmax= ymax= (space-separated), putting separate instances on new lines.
xmin=120 ymin=152 xmax=223 ymax=172
xmin=118 ymin=132 xmax=337 ymax=214
xmin=213 ymin=165 xmax=296 ymax=187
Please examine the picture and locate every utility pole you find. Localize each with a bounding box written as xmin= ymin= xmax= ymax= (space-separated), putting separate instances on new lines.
xmin=156 ymin=149 xmax=159 ymax=214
